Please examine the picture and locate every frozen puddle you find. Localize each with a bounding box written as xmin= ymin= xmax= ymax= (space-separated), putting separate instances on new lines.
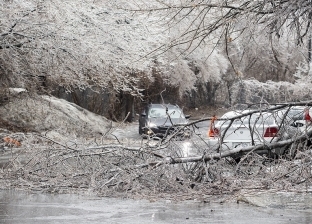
xmin=1 ymin=190 xmax=312 ymax=224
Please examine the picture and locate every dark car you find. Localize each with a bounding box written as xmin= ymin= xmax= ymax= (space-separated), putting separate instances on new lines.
xmin=139 ymin=104 xmax=190 ymax=137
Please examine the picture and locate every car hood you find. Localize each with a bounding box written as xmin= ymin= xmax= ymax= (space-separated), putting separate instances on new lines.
xmin=149 ymin=117 xmax=188 ymax=126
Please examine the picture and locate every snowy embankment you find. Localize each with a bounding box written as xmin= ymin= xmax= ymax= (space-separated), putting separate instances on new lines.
xmin=0 ymin=89 xmax=113 ymax=141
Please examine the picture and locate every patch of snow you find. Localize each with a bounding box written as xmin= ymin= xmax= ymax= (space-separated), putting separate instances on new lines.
xmin=8 ymin=88 xmax=27 ymax=94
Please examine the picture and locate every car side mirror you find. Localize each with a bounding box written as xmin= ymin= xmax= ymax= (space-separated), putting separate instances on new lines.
xmin=290 ymin=122 xmax=297 ymax=127
xmin=291 ymin=121 xmax=304 ymax=128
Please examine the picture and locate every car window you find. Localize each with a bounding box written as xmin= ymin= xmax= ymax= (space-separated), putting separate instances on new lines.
xmin=275 ymin=109 xmax=304 ymax=124
xmin=216 ymin=108 xmax=307 ymax=129
xmin=287 ymin=109 xmax=304 ymax=120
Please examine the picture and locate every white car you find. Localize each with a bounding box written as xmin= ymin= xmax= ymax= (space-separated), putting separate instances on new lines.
xmin=207 ymin=107 xmax=312 ymax=159
xmin=207 ymin=110 xmax=290 ymax=158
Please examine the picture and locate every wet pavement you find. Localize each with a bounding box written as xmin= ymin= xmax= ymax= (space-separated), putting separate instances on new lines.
xmin=1 ymin=190 xmax=312 ymax=224
xmin=110 ymin=120 xmax=209 ymax=140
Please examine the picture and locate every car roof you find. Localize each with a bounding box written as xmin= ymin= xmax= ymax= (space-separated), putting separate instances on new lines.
xmin=284 ymin=106 xmax=305 ymax=111
xmin=219 ymin=110 xmax=276 ymax=121
xmin=220 ymin=110 xmax=255 ymax=118
xmin=277 ymin=106 xmax=305 ymax=115
xmin=148 ymin=104 xmax=180 ymax=109
xmin=291 ymin=106 xmax=306 ymax=109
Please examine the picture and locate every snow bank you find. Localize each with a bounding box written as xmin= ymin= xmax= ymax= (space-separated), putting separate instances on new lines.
xmin=0 ymin=93 xmax=113 ymax=140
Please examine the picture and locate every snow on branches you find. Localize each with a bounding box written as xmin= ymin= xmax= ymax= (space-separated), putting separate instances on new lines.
xmin=0 ymin=0 xmax=228 ymax=98
xmin=231 ymin=78 xmax=312 ymax=106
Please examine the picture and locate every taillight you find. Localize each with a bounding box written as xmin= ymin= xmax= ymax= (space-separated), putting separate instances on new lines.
xmin=263 ymin=127 xmax=278 ymax=137
xmin=208 ymin=128 xmax=220 ymax=137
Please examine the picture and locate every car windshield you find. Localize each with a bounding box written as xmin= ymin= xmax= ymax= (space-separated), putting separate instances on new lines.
xmin=148 ymin=107 xmax=185 ymax=119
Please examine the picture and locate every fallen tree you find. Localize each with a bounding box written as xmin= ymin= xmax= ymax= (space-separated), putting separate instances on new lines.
xmin=1 ymin=96 xmax=312 ymax=201
xmin=1 ymin=114 xmax=312 ymax=201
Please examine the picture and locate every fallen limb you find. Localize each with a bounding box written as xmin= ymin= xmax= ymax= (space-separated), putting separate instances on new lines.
xmin=157 ymin=129 xmax=312 ymax=165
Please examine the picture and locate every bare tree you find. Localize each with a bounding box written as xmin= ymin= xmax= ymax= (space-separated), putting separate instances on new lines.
xmin=126 ymin=0 xmax=311 ymax=78
xmin=127 ymin=0 xmax=311 ymax=51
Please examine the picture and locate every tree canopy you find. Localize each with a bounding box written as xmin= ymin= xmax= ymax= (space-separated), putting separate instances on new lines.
xmin=0 ymin=0 xmax=160 ymax=94
xmin=1 ymin=0 xmax=311 ymax=105
xmin=0 ymin=0 xmax=228 ymax=97
xmin=127 ymin=0 xmax=311 ymax=79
